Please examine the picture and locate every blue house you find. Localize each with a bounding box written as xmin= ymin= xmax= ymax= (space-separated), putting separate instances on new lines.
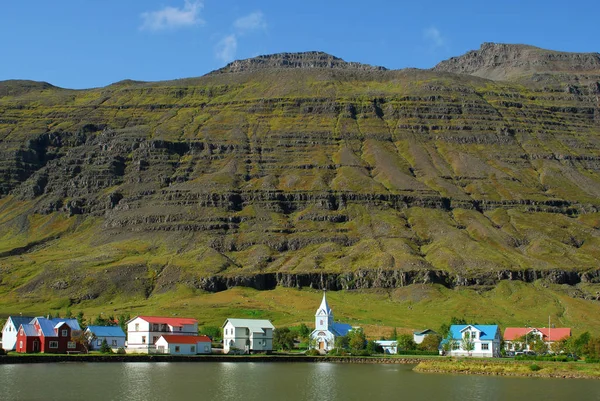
xmin=85 ymin=326 xmax=126 ymax=350
xmin=441 ymin=325 xmax=501 ymax=358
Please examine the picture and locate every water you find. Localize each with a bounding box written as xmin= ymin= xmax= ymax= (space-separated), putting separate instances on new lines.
xmin=1 ymin=362 xmax=599 ymax=401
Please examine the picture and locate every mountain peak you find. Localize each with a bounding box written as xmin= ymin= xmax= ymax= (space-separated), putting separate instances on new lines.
xmin=211 ymin=51 xmax=387 ymax=74
xmin=433 ymin=42 xmax=600 ymax=81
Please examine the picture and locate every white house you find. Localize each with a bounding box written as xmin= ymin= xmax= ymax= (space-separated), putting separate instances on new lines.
xmin=155 ymin=335 xmax=212 ymax=355
xmin=126 ymin=316 xmax=198 ymax=353
xmin=413 ymin=329 xmax=437 ymax=344
xmin=222 ymin=318 xmax=275 ymax=354
xmin=441 ymin=325 xmax=501 ymax=358
xmin=375 ymin=340 xmax=398 ymax=354
xmin=2 ymin=316 xmax=34 ymax=351
xmin=85 ymin=326 xmax=126 ymax=351
xmin=310 ymin=292 xmax=353 ymax=352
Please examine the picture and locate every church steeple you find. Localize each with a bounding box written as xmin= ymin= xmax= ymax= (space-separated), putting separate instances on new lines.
xmin=315 ymin=292 xmax=333 ymax=330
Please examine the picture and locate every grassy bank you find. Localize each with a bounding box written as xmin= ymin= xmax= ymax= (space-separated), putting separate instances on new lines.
xmin=414 ymin=358 xmax=600 ymax=379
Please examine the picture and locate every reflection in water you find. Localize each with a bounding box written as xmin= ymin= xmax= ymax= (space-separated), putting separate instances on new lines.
xmin=1 ymin=362 xmax=600 ymax=401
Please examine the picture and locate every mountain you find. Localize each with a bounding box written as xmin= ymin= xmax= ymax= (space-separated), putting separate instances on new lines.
xmin=433 ymin=42 xmax=600 ymax=81
xmin=1 ymin=45 xmax=600 ymax=331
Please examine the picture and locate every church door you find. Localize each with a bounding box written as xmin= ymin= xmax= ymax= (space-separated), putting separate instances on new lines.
xmin=319 ymin=341 xmax=325 ymax=350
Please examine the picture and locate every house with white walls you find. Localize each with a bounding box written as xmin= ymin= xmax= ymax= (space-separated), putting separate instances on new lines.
xmin=2 ymin=316 xmax=34 ymax=351
xmin=441 ymin=325 xmax=501 ymax=357
xmin=85 ymin=326 xmax=126 ymax=351
xmin=413 ymin=329 xmax=437 ymax=344
xmin=222 ymin=318 xmax=275 ymax=354
xmin=126 ymin=316 xmax=198 ymax=353
xmin=155 ymin=335 xmax=212 ymax=355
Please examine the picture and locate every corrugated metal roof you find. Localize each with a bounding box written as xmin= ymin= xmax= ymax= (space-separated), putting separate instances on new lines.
xmin=159 ymin=335 xmax=211 ymax=344
xmin=133 ymin=316 xmax=198 ymax=327
xmin=35 ymin=318 xmax=58 ymax=337
xmin=223 ymin=318 xmax=275 ymax=332
xmin=414 ymin=329 xmax=437 ymax=336
xmin=330 ymin=322 xmax=352 ymax=337
xmin=20 ymin=324 xmax=38 ymax=337
xmin=86 ymin=326 xmax=126 ymax=337
xmin=6 ymin=316 xmax=35 ymax=330
xmin=51 ymin=318 xmax=80 ymax=331
xmin=504 ymin=327 xmax=571 ymax=342
xmin=450 ymin=325 xmax=499 ymax=341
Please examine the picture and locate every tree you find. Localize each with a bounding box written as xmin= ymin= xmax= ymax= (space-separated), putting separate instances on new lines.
xmin=347 ymin=328 xmax=367 ymax=351
xmin=390 ymin=327 xmax=398 ymax=341
xmin=583 ymin=337 xmax=600 ymax=359
xmin=199 ymin=326 xmax=222 ymax=341
xmin=71 ymin=330 xmax=90 ymax=354
xmin=334 ymin=335 xmax=349 ymax=349
xmin=575 ymin=332 xmax=592 ymax=355
xmin=441 ymin=333 xmax=456 ymax=355
xmin=419 ymin=334 xmax=442 ymax=352
xmin=118 ymin=313 xmax=130 ymax=334
xmin=530 ymin=337 xmax=548 ymax=354
xmin=76 ymin=311 xmax=86 ymax=330
xmin=273 ymin=327 xmax=295 ymax=351
xmin=461 ymin=332 xmax=475 ymax=355
xmin=397 ymin=334 xmax=417 ymax=351
xmin=366 ymin=340 xmax=382 ymax=355
xmin=298 ymin=323 xmax=310 ymax=341
xmin=100 ymin=339 xmax=112 ymax=354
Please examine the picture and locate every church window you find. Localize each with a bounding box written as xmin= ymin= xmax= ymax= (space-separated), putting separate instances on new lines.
xmin=320 ymin=320 xmax=323 ymax=326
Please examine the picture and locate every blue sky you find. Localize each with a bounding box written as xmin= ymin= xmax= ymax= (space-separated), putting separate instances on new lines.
xmin=1 ymin=0 xmax=599 ymax=89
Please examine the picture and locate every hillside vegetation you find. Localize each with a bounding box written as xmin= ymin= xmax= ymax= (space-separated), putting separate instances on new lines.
xmin=1 ymin=45 xmax=600 ymax=330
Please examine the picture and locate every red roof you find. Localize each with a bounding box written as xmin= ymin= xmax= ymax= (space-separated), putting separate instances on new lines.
xmin=504 ymin=327 xmax=571 ymax=342
xmin=136 ymin=316 xmax=198 ymax=327
xmin=160 ymin=335 xmax=211 ymax=344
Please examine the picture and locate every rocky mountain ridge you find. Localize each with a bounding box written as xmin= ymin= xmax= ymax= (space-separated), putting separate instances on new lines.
xmin=0 ymin=44 xmax=600 ymax=309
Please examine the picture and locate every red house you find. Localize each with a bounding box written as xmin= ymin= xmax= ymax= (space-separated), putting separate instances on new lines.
xmin=16 ymin=317 xmax=84 ymax=354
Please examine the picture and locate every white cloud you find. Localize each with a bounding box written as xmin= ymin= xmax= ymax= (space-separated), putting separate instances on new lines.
xmin=140 ymin=0 xmax=204 ymax=31
xmin=233 ymin=11 xmax=267 ymax=34
xmin=215 ymin=34 xmax=238 ymax=63
xmin=424 ymin=26 xmax=445 ymax=48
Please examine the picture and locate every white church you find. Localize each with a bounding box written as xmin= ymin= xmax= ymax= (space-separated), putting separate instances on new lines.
xmin=310 ymin=292 xmax=353 ymax=352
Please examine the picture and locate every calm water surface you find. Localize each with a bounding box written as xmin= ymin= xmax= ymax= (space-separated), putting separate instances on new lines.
xmin=1 ymin=362 xmax=600 ymax=401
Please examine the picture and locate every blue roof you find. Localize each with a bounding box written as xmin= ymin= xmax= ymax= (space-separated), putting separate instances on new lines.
xmin=20 ymin=324 xmax=38 ymax=337
xmin=35 ymin=318 xmax=59 ymax=337
xmin=51 ymin=318 xmax=80 ymax=331
xmin=330 ymin=322 xmax=352 ymax=337
xmin=448 ymin=325 xmax=499 ymax=340
xmin=7 ymin=316 xmax=35 ymax=329
xmin=86 ymin=326 xmax=126 ymax=337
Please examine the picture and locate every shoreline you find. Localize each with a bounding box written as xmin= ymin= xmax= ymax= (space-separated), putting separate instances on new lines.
xmin=414 ymin=359 xmax=600 ymax=380
xmin=0 ymin=354 xmax=425 ymax=365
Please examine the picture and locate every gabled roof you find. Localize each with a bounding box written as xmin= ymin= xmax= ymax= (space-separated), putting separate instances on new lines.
xmin=449 ymin=325 xmax=499 ymax=340
xmin=85 ymin=326 xmax=126 ymax=337
xmin=5 ymin=316 xmax=35 ymax=330
xmin=316 ymin=292 xmax=333 ymax=316
xmin=330 ymin=322 xmax=352 ymax=337
xmin=32 ymin=317 xmax=81 ymax=337
xmin=375 ymin=340 xmax=398 ymax=346
xmin=223 ymin=318 xmax=275 ymax=332
xmin=130 ymin=316 xmax=198 ymax=327
xmin=19 ymin=324 xmax=38 ymax=337
xmin=414 ymin=329 xmax=437 ymax=336
xmin=159 ymin=335 xmax=211 ymax=344
xmin=504 ymin=327 xmax=571 ymax=342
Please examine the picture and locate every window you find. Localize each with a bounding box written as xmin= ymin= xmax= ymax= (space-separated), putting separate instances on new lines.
xmin=68 ymin=342 xmax=76 ymax=349
xmin=97 ymin=340 xmax=102 ymax=346
xmin=142 ymin=336 xmax=146 ymax=344
xmin=112 ymin=340 xmax=118 ymax=346
xmin=135 ymin=323 xmax=139 ymax=331
xmin=49 ymin=341 xmax=58 ymax=349
xmin=204 ymin=345 xmax=209 ymax=352
xmin=482 ymin=343 xmax=489 ymax=351
xmin=19 ymin=341 xmax=23 ymax=349
xmin=175 ymin=346 xmax=180 ymax=353
xmin=191 ymin=346 xmax=196 ymax=353
xmin=62 ymin=329 xmax=68 ymax=337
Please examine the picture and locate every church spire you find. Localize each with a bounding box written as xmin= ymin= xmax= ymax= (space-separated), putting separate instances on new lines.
xmin=316 ymin=291 xmax=332 ymax=316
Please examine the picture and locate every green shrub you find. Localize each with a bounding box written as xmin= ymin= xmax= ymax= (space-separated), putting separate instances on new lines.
xmin=529 ymin=364 xmax=541 ymax=371
xmin=116 ymin=347 xmax=126 ymax=354
xmin=585 ymin=358 xmax=599 ymax=364
xmin=100 ymin=339 xmax=112 ymax=354
xmin=305 ymin=349 xmax=320 ymax=356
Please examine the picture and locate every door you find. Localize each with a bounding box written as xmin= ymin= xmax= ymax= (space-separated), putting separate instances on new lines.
xmin=33 ymin=341 xmax=39 ymax=352
xmin=319 ymin=341 xmax=325 ymax=350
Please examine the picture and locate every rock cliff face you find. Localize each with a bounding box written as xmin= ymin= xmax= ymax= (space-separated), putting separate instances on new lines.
xmin=212 ymin=51 xmax=387 ymax=74
xmin=433 ymin=42 xmax=600 ymax=80
xmin=1 ymin=46 xmax=600 ymax=305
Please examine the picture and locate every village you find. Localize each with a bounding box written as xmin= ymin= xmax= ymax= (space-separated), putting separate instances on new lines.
xmin=0 ymin=293 xmax=579 ymax=359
